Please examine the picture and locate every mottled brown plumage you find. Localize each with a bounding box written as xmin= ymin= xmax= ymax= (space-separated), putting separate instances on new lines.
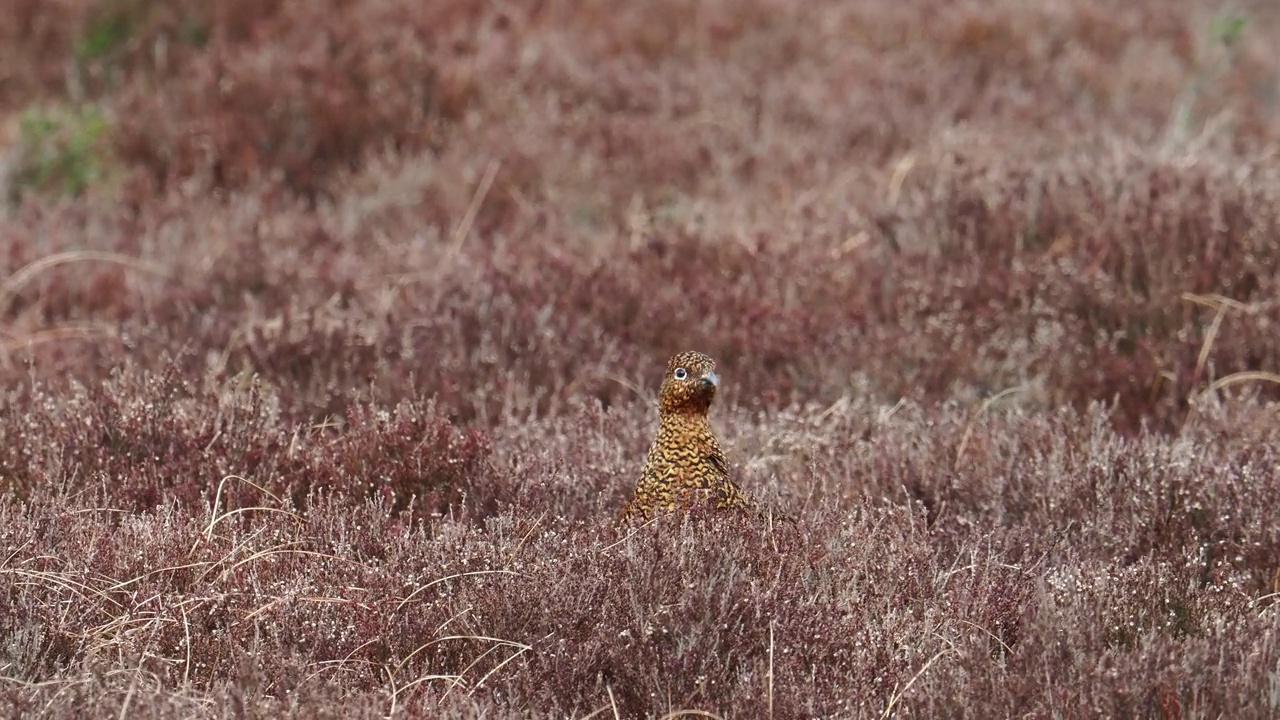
xmin=621 ymin=351 xmax=756 ymax=523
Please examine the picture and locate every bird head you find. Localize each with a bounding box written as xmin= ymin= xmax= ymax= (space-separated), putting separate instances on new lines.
xmin=658 ymin=351 xmax=719 ymax=416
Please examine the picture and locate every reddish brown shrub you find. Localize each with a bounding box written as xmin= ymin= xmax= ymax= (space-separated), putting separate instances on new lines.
xmin=4 ymin=0 xmax=1280 ymax=716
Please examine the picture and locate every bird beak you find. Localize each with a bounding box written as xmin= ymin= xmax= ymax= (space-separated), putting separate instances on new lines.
xmin=701 ymin=370 xmax=719 ymax=389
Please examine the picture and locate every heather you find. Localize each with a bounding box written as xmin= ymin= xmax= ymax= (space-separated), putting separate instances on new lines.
xmin=2 ymin=0 xmax=1280 ymax=717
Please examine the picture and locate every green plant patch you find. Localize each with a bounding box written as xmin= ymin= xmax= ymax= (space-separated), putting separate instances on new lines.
xmin=75 ymin=0 xmax=143 ymax=62
xmin=8 ymin=105 xmax=115 ymax=203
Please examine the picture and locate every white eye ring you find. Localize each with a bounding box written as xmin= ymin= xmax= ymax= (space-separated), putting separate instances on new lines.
xmin=673 ymin=367 xmax=688 ymax=380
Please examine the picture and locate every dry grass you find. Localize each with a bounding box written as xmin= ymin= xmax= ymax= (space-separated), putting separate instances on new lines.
xmin=2 ymin=0 xmax=1280 ymax=717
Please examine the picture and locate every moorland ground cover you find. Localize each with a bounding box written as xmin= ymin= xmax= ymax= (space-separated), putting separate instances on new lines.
xmin=2 ymin=1 xmax=1280 ymax=717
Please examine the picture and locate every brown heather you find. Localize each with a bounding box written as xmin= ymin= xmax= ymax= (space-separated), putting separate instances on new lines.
xmin=2 ymin=0 xmax=1280 ymax=717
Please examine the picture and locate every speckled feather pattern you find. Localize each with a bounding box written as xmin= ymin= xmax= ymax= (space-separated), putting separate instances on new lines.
xmin=621 ymin=351 xmax=756 ymax=522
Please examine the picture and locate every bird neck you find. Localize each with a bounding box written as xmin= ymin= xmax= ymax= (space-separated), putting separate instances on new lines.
xmin=658 ymin=409 xmax=715 ymax=438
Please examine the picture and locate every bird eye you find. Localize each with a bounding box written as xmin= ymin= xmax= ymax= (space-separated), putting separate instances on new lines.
xmin=673 ymin=367 xmax=688 ymax=380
